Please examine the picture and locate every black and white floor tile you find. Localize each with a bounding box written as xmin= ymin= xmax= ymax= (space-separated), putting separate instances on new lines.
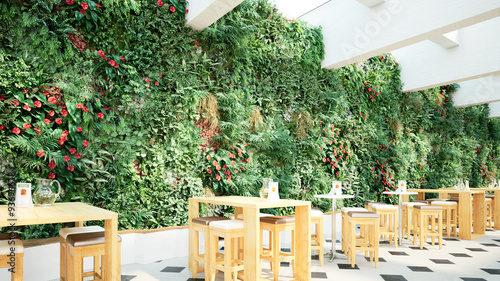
xmin=117 ymin=229 xmax=500 ymax=281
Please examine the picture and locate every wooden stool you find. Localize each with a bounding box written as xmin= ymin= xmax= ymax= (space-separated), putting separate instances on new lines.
xmin=66 ymin=232 xmax=122 ymax=281
xmin=372 ymin=204 xmax=398 ymax=247
xmin=260 ymin=216 xmax=296 ymax=281
xmin=401 ymin=202 xmax=427 ymax=240
xmin=346 ymin=211 xmax=379 ymax=268
xmin=486 ymin=197 xmax=494 ymax=228
xmin=430 ymin=201 xmax=458 ymax=238
xmin=191 ymin=217 xmax=230 ymax=278
xmin=60 ymin=226 xmax=104 ymax=281
xmin=311 ymin=208 xmax=324 ymax=266
xmin=364 ymin=202 xmax=386 ymax=212
xmin=0 ymin=233 xmax=23 ymax=281
xmin=341 ymin=207 xmax=368 ymax=254
xmin=413 ymin=205 xmax=443 ymax=249
xmin=209 ymin=220 xmax=245 ymax=281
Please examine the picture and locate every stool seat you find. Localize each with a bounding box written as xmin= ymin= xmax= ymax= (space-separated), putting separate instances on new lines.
xmin=236 ymin=213 xmax=273 ymax=219
xmin=260 ymin=216 xmax=295 ymax=224
xmin=372 ymin=204 xmax=398 ymax=210
xmin=342 ymin=207 xmax=368 ymax=212
xmin=348 ymin=211 xmax=379 ymax=218
xmin=486 ymin=198 xmax=492 ymax=202
xmin=431 ymin=201 xmax=457 ymax=206
xmin=192 ymin=216 xmax=230 ymax=225
xmin=0 ymin=240 xmax=23 ymax=255
xmin=210 ymin=220 xmax=245 ymax=230
xmin=411 ymin=200 xmax=429 ymax=203
xmin=311 ymin=208 xmax=324 ymax=217
xmin=414 ymin=205 xmax=442 ymax=210
xmin=401 ymin=202 xmax=427 ymax=206
xmin=66 ymin=232 xmax=122 ymax=247
xmin=0 ymin=237 xmax=24 ymax=281
xmin=486 ymin=194 xmax=495 ymax=199
xmin=59 ymin=226 xmax=104 ymax=239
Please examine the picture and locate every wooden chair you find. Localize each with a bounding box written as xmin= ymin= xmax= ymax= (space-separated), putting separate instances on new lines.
xmin=341 ymin=207 xmax=368 ymax=254
xmin=413 ymin=205 xmax=443 ymax=249
xmin=372 ymin=204 xmax=398 ymax=247
xmin=346 ymin=211 xmax=379 ymax=268
xmin=209 ymin=220 xmax=245 ymax=281
xmin=401 ymin=202 xmax=427 ymax=240
xmin=430 ymin=201 xmax=458 ymax=238
xmin=311 ymin=208 xmax=324 ymax=266
xmin=191 ymin=217 xmax=230 ymax=278
xmin=0 ymin=233 xmax=23 ymax=281
xmin=60 ymin=226 xmax=104 ymax=281
xmin=260 ymin=216 xmax=296 ymax=281
xmin=66 ymin=231 xmax=122 ymax=281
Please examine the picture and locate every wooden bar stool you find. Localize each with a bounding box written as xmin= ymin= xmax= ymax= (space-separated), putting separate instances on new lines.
xmin=66 ymin=231 xmax=122 ymax=281
xmin=311 ymin=208 xmax=324 ymax=266
xmin=413 ymin=205 xmax=443 ymax=249
xmin=486 ymin=197 xmax=494 ymax=228
xmin=341 ymin=207 xmax=368 ymax=254
xmin=431 ymin=201 xmax=458 ymax=238
xmin=401 ymin=202 xmax=427 ymax=240
xmin=209 ymin=220 xmax=245 ymax=281
xmin=191 ymin=217 xmax=230 ymax=278
xmin=364 ymin=202 xmax=386 ymax=212
xmin=60 ymin=226 xmax=104 ymax=281
xmin=260 ymin=216 xmax=296 ymax=281
xmin=0 ymin=233 xmax=23 ymax=281
xmin=372 ymin=204 xmax=398 ymax=247
xmin=346 ymin=211 xmax=379 ymax=268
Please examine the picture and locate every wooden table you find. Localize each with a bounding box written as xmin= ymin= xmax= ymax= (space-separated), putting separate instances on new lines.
xmin=188 ymin=196 xmax=311 ymax=281
xmin=475 ymin=188 xmax=500 ymax=230
xmin=405 ymin=189 xmax=486 ymax=240
xmin=0 ymin=202 xmax=119 ymax=281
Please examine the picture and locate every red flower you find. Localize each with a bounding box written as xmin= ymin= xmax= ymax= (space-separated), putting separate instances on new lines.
xmin=37 ymin=150 xmax=45 ymax=157
xmin=12 ymin=127 xmax=21 ymax=134
xmin=231 ymin=161 xmax=236 ymax=166
xmin=212 ymin=160 xmax=217 ymax=166
xmin=43 ymin=119 xmax=51 ymax=124
xmin=83 ymin=140 xmax=89 ymax=147
xmin=48 ymin=172 xmax=55 ymax=179
xmin=216 ymin=174 xmax=221 ymax=181
xmin=223 ymin=164 xmax=227 ymax=168
xmin=96 ymin=3 xmax=101 ymax=7
xmin=145 ymin=78 xmax=150 ymax=83
xmin=155 ymin=81 xmax=159 ymax=86
xmin=159 ymin=74 xmax=162 ymax=78
xmin=319 ymin=147 xmax=323 ymax=150
xmin=67 ymin=165 xmax=75 ymax=172
xmin=246 ymin=158 xmax=251 ymax=162
xmin=23 ymin=89 xmax=28 ymax=94
xmin=104 ymin=107 xmax=109 ymax=110
xmin=69 ymin=148 xmax=77 ymax=154
xmin=55 ymin=118 xmax=62 ymax=124
xmin=11 ymin=100 xmax=19 ymax=106
xmin=23 ymin=104 xmax=31 ymax=111
xmin=97 ymin=112 xmax=104 ymax=119
xmin=60 ymin=109 xmax=68 ymax=117
xmin=75 ymin=153 xmax=82 ymax=159
xmin=157 ymin=0 xmax=164 ymax=6
xmin=185 ymin=9 xmax=189 ymax=14
xmin=81 ymin=2 xmax=88 ymax=9
xmin=77 ymin=127 xmax=83 ymax=132
xmin=34 ymin=100 xmax=42 ymax=107
xmin=64 ymin=155 xmax=70 ymax=162
xmin=206 ymin=169 xmax=212 ymax=174
xmin=48 ymin=96 xmax=57 ymax=104
xmin=100 ymin=92 xmax=105 ymax=95
xmin=66 ymin=0 xmax=74 ymax=5
xmin=169 ymin=6 xmax=175 ymax=12
xmin=49 ymin=110 xmax=55 ymax=116
xmin=0 ymin=95 xmax=4 ymax=100
xmin=82 ymin=107 xmax=89 ymax=112
xmin=0 ymin=126 xmax=4 ymax=130
xmin=48 ymin=159 xmax=56 ymax=169
xmin=23 ymin=123 xmax=32 ymax=130
xmin=241 ymin=167 xmax=245 ymax=171
xmin=322 ymin=158 xmax=326 ymax=162
xmin=216 ymin=165 xmax=221 ymax=171
xmin=207 ymin=155 xmax=211 ymax=160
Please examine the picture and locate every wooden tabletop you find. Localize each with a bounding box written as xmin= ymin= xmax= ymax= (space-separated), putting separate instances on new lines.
xmin=407 ymin=189 xmax=485 ymax=194
xmin=190 ymin=196 xmax=310 ymax=209
xmin=0 ymin=202 xmax=117 ymax=227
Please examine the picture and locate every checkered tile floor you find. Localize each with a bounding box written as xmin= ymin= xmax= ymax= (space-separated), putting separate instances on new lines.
xmin=117 ymin=229 xmax=500 ymax=281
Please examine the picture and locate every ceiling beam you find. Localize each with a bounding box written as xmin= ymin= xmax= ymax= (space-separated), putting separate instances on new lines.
xmin=488 ymin=102 xmax=500 ymax=118
xmin=453 ymin=74 xmax=500 ymax=107
xmin=299 ymin=0 xmax=500 ymax=69
xmin=185 ymin=0 xmax=244 ymax=31
xmin=428 ymin=31 xmax=459 ymax=49
xmin=355 ymin=0 xmax=385 ymax=8
xmin=392 ymin=17 xmax=500 ymax=92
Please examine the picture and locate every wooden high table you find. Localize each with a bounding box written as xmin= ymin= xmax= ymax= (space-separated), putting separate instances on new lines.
xmin=475 ymin=187 xmax=500 ymax=230
xmin=188 ymin=196 xmax=311 ymax=281
xmin=405 ymin=189 xmax=486 ymax=240
xmin=0 ymin=202 xmax=120 ymax=281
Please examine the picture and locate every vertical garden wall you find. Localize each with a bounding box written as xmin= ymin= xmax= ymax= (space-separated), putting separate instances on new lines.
xmin=1 ymin=0 xmax=499 ymax=237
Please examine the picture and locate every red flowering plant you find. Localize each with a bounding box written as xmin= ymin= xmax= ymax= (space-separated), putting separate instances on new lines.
xmin=163 ymin=0 xmax=189 ymax=16
xmin=61 ymin=0 xmax=102 ymax=31
xmin=202 ymin=143 xmax=252 ymax=193
xmin=1 ymin=83 xmax=109 ymax=191
xmin=318 ymin=123 xmax=354 ymax=180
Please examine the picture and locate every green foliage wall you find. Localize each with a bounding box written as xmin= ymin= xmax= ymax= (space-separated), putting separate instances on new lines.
xmin=1 ymin=0 xmax=499 ymax=238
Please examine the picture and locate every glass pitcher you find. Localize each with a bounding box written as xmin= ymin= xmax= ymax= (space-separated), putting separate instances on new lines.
xmin=33 ymin=178 xmax=61 ymax=206
xmin=260 ymin=178 xmax=273 ymax=200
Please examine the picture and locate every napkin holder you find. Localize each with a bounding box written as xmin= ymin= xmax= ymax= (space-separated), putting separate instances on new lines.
xmin=330 ymin=181 xmax=342 ymax=196
xmin=465 ymin=180 xmax=470 ymax=191
xmin=397 ymin=180 xmax=407 ymax=192
xmin=267 ymin=182 xmax=280 ymax=202
xmin=15 ymin=183 xmax=34 ymax=208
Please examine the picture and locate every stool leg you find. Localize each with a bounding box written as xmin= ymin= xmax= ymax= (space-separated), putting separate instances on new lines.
xmin=272 ymin=229 xmax=280 ymax=281
xmin=431 ymin=214 xmax=436 ymax=246
xmin=317 ymin=220 xmax=324 ymax=266
xmin=74 ymin=249 xmax=83 ymax=281
xmin=438 ymin=212 xmax=443 ymax=250
xmin=224 ymin=236 xmax=232 ymax=281
xmin=210 ymin=233 xmax=218 ymax=281
xmin=419 ymin=213 xmax=424 ymax=249
xmin=60 ymin=237 xmax=66 ymax=281
xmin=350 ymin=221 xmax=356 ymax=268
xmin=94 ymin=255 xmax=100 ymax=278
xmin=193 ymin=229 xmax=199 ymax=278
xmin=204 ymin=229 xmax=211 ymax=279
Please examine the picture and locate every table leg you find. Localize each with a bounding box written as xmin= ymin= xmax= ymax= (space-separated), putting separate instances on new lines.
xmin=243 ymin=207 xmax=260 ymax=281
xmin=294 ymin=205 xmax=311 ymax=281
xmin=472 ymin=192 xmax=485 ymax=238
xmin=458 ymin=192 xmax=472 ymax=240
xmin=494 ymin=190 xmax=500 ymax=230
xmin=331 ymin=199 xmax=337 ymax=260
xmin=398 ymin=195 xmax=403 ymax=245
xmin=75 ymin=221 xmax=84 ymax=227
xmin=104 ymin=216 xmax=119 ymax=281
xmin=415 ymin=192 xmax=425 ymax=201
xmin=188 ymin=199 xmax=199 ymax=273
